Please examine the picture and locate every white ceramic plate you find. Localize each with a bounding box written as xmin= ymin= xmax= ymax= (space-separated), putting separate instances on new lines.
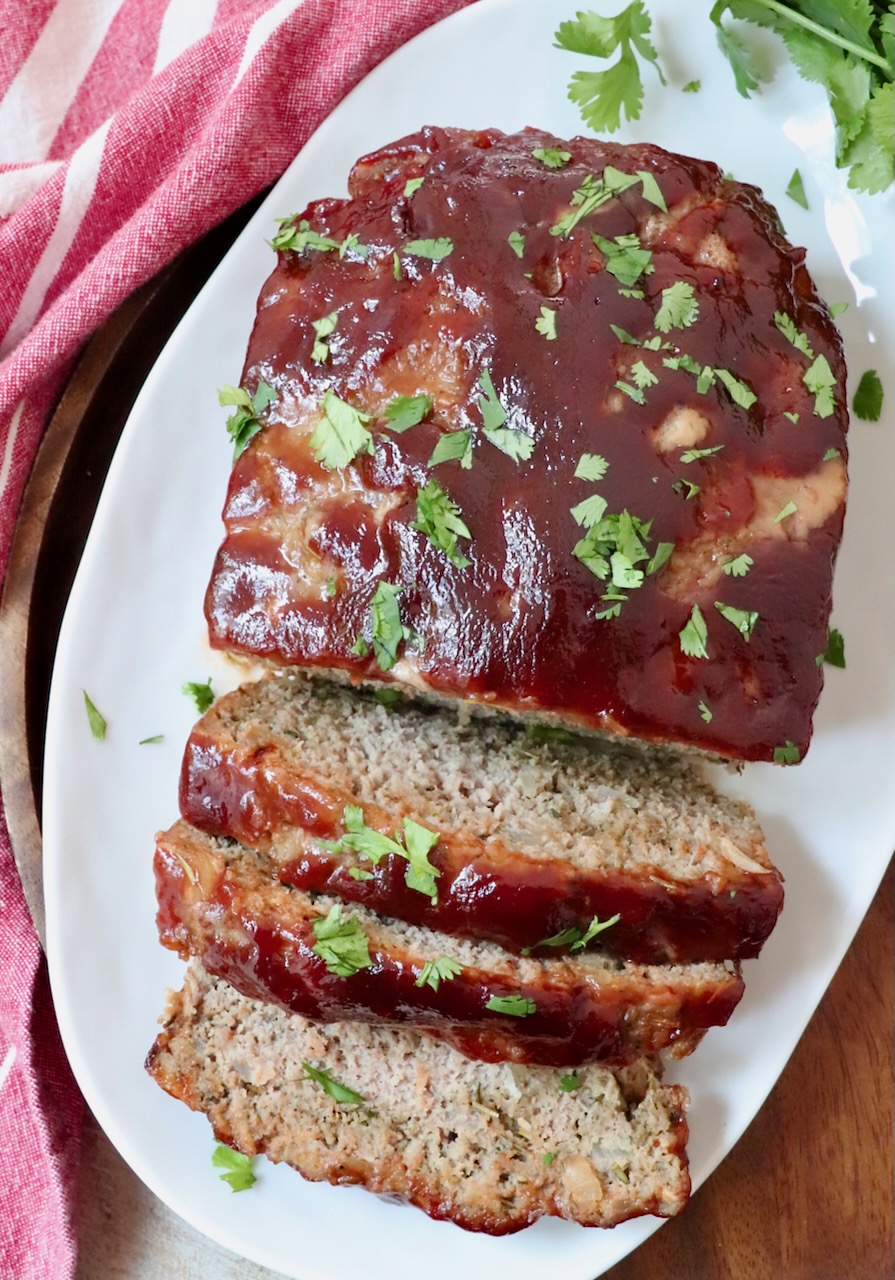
xmin=43 ymin=1 xmax=894 ymax=1277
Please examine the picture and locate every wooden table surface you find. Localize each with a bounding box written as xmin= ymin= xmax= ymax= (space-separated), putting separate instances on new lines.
xmin=1 ymin=209 xmax=892 ymax=1280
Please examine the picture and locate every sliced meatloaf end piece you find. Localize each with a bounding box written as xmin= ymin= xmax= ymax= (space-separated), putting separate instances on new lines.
xmin=155 ymin=820 xmax=744 ymax=1069
xmin=147 ymin=961 xmax=691 ymax=1233
xmin=180 ymin=674 xmax=783 ymax=964
xmin=203 ymin=126 xmax=848 ymax=763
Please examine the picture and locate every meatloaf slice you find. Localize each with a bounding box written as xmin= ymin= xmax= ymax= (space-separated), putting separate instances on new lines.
xmin=204 ymin=126 xmax=848 ymax=763
xmin=181 ymin=674 xmax=782 ymax=964
xmin=147 ymin=961 xmax=691 ymax=1233
xmin=155 ymin=820 xmax=743 ymax=1069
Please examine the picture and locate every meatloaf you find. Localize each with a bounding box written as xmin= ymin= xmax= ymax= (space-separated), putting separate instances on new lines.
xmin=181 ymin=674 xmax=783 ymax=963
xmin=156 ymin=820 xmax=744 ymax=1068
xmin=205 ymin=126 xmax=848 ymax=762
xmin=148 ymin=961 xmax=691 ymax=1232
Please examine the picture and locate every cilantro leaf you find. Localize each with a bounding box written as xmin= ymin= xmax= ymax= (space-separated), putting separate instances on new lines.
xmin=672 ymin=477 xmax=701 ymax=500
xmin=415 ymin=956 xmax=463 ymax=991
xmin=683 ymin=78 xmax=702 ymax=92
xmin=698 ymin=699 xmax=713 ymax=723
xmin=558 ymin=1073 xmax=582 ymax=1092
xmin=139 ymin=734 xmax=164 ymax=745
xmin=310 ymin=311 xmax=338 ymax=364
xmin=773 ymin=741 xmax=801 ymax=765
xmin=803 ymin=354 xmax=837 ymax=417
xmin=486 ymin=994 xmax=537 ymax=1017
xmin=310 ymin=903 xmax=372 ymax=978
xmin=429 ymin=429 xmax=473 ymax=469
xmin=679 ymin=604 xmax=709 ymax=659
xmin=774 ymin=310 xmax=814 ymax=358
xmin=477 ymin=367 xmax=535 ymax=462
xmin=630 ymin=359 xmax=658 ymax=389
xmin=680 ymin=444 xmax=725 ymax=463
xmin=522 ymin=926 xmax=585 ymax=954
xmin=403 ymin=238 xmax=453 ymax=261
xmin=270 ymin=217 xmax=340 ymax=253
xmin=822 ymin=446 xmax=841 ymax=461
xmin=710 ymin=0 xmax=768 ymax=96
xmin=715 ymin=368 xmax=757 ymax=409
xmin=383 ymin=394 xmax=433 ymax=433
xmin=413 ymin=479 xmax=472 ymax=567
xmin=212 ymin=1144 xmax=256 ymax=1192
xmin=83 ymin=690 xmax=107 ymax=740
xmin=852 ymin=369 xmax=883 ymax=421
xmin=714 ymin=600 xmax=759 ymax=640
xmin=182 ymin=679 xmax=214 ymax=715
xmin=535 ymin=306 xmax=558 ymax=340
xmin=786 ymin=167 xmax=810 ymax=208
xmin=219 ymin=381 xmax=277 ymax=460
xmin=615 ymin=379 xmax=645 ymax=404
xmin=555 ymin=2 xmax=667 ymax=134
xmin=571 ymin=913 xmax=621 ymax=949
xmin=575 ymin=452 xmax=610 ymax=481
xmin=401 ymin=818 xmax=441 ymax=900
xmin=543 ymin=1151 xmax=559 ymax=1166
xmin=722 ymin=553 xmax=753 ymax=577
xmin=591 ymin=230 xmax=653 ymax=287
xmin=303 ymin=1061 xmax=366 ymax=1106
xmin=310 ymin=391 xmax=373 ymax=469
xmin=532 ymin=147 xmax=572 ymax=167
xmin=404 ymin=176 xmax=425 ymax=197
xmin=655 ymin=281 xmax=699 ymax=333
xmin=508 ymin=229 xmax=525 ymax=258
xmin=774 ymin=499 xmax=798 ymax=524
xmin=367 ymin=581 xmax=406 ymax=671
xmin=822 ymin=626 xmax=846 ymax=668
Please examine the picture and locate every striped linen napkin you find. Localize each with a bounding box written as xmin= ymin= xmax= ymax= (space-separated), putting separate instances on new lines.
xmin=0 ymin=2 xmax=472 ymax=1275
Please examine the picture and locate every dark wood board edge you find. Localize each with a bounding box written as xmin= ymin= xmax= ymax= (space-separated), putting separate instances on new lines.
xmin=0 ymin=198 xmax=263 ymax=948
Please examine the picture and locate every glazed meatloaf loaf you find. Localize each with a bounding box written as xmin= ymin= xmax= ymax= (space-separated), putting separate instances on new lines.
xmin=205 ymin=126 xmax=848 ymax=763
xmin=181 ymin=675 xmax=783 ymax=963
xmin=156 ymin=820 xmax=744 ymax=1068
xmin=148 ymin=961 xmax=691 ymax=1232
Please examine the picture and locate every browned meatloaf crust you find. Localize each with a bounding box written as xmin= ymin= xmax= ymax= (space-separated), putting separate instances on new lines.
xmin=148 ymin=961 xmax=691 ymax=1232
xmin=204 ymin=126 xmax=848 ymax=763
xmin=155 ymin=820 xmax=744 ymax=1068
xmin=181 ymin=674 xmax=783 ymax=964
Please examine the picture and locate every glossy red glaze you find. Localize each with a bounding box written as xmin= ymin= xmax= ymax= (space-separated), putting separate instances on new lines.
xmin=205 ymin=127 xmax=848 ymax=762
xmin=180 ymin=728 xmax=784 ymax=964
xmin=154 ymin=831 xmax=744 ymax=1069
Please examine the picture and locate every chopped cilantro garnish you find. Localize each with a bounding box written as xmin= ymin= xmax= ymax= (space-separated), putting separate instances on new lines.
xmin=303 ymin=1061 xmax=366 ymax=1106
xmin=722 ymin=553 xmax=753 ymax=577
xmin=366 ymin=581 xmax=406 ymax=672
xmin=524 ymin=914 xmax=620 ymax=954
xmin=558 ymin=1073 xmax=581 ymax=1092
xmin=573 ymin=507 xmax=668 ymax=610
xmin=338 ymin=805 xmax=441 ymax=902
xmin=415 ymin=956 xmax=463 ymax=991
xmin=829 ymin=302 xmax=848 ymax=317
xmin=572 ymin=913 xmax=621 ymax=949
xmin=507 ymin=229 xmax=525 ymax=258
xmin=324 ymin=577 xmax=338 ymax=599
xmin=698 ymin=699 xmax=713 ymax=723
xmin=486 ymin=994 xmax=537 ymax=1017
xmin=571 ymin=493 xmax=610 ymax=529
xmin=610 ymin=323 xmax=641 ymax=346
xmin=429 ymin=429 xmax=473 ymax=469
xmin=219 ymin=381 xmax=277 ymax=460
xmin=310 ymin=903 xmax=372 ymax=977
xmin=403 ymin=176 xmax=425 ymax=197
xmin=679 ymin=605 xmax=709 ymax=659
xmin=822 ymin=627 xmax=846 ymax=668
xmin=532 ymin=147 xmax=572 ymax=168
xmin=785 ymin=169 xmax=808 ymax=209
xmin=477 ymin=367 xmax=535 ymax=462
xmin=803 ymin=354 xmax=836 ymax=418
xmin=139 ymin=734 xmax=164 ymax=745
xmin=542 ymin=1151 xmax=559 ymax=1166
xmin=680 ymin=444 xmax=724 ymax=463
xmin=591 ymin=230 xmax=653 ymax=287
xmin=784 ymin=411 xmax=800 ymax=424
xmin=393 ymin=251 xmax=402 ymax=280
xmin=714 ymin=601 xmax=759 ymax=640
xmin=773 ymin=741 xmax=801 ymax=765
xmin=535 ymin=306 xmax=558 ymax=340
xmin=347 ymin=867 xmax=374 ymax=880
xmin=630 ymin=359 xmax=658 ymax=389
xmin=715 ymin=368 xmax=757 ymax=409
xmin=310 ymin=311 xmax=339 ymax=363
xmin=551 ymin=166 xmax=664 ymax=239
xmin=615 ymin=379 xmax=645 ymax=404
xmin=554 ymin=3 xmax=667 ymax=134
xmin=383 ymin=393 xmax=433 ymax=433
xmin=212 ymin=1144 xmax=256 ymax=1192
xmin=575 ymin=453 xmax=609 ymax=481
xmin=853 ymin=370 xmax=883 ymax=422
xmin=822 ymin=447 xmax=841 ymax=462
xmin=655 ymin=281 xmax=699 ymax=333
xmin=672 ymin=477 xmax=700 ymax=500
xmin=774 ymin=311 xmax=814 ymax=359
xmin=270 ymin=217 xmax=340 ymax=253
xmin=182 ymin=679 xmax=214 ymax=714
xmin=403 ymin=237 xmax=453 ymax=261
xmin=774 ymin=500 xmax=798 ymax=524
xmin=310 ymin=391 xmax=373 ymax=469
xmin=683 ymin=78 xmax=701 ymax=92
xmin=83 ymin=691 xmax=107 ymax=740
xmin=413 ymin=479 xmax=472 ymax=568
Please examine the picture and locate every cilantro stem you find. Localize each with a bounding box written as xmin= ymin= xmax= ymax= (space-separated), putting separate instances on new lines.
xmin=745 ymin=0 xmax=892 ymax=77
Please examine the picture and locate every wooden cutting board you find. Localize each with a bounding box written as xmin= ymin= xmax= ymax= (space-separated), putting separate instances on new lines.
xmin=0 ymin=207 xmax=891 ymax=1280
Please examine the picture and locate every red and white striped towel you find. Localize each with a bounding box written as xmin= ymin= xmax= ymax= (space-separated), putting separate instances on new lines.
xmin=0 ymin=2 xmax=472 ymax=1274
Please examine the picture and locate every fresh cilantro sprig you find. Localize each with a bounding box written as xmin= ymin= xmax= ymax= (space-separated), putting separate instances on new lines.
xmin=219 ymin=382 xmax=277 ymax=460
xmin=415 ymin=957 xmax=463 ymax=991
xmin=302 ymin=1061 xmax=367 ymax=1106
xmin=310 ymin=391 xmax=373 ymax=470
xmin=853 ymin=369 xmax=883 ymax=421
xmin=310 ymin=904 xmax=372 ymax=977
xmin=331 ymin=805 xmax=442 ymax=902
xmin=354 ymin=580 xmax=414 ymax=672
xmin=271 ymin=218 xmax=370 ymax=258
xmin=183 ymin=679 xmax=214 ymax=714
xmin=551 ymin=167 xmax=665 ymax=239
xmin=212 ymin=1144 xmax=256 ymax=1192
xmin=486 ymin=993 xmax=537 ymax=1017
xmin=383 ymin=394 xmax=433 ymax=433
xmin=413 ymin=479 xmax=472 ymax=567
xmin=523 ymin=913 xmax=621 ymax=954
xmin=820 ymin=626 xmax=846 ymax=668
xmin=476 ymin=367 xmax=535 ymax=462
xmin=711 ymin=1 xmax=895 ymax=193
xmin=555 ymin=3 xmax=667 ymax=133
